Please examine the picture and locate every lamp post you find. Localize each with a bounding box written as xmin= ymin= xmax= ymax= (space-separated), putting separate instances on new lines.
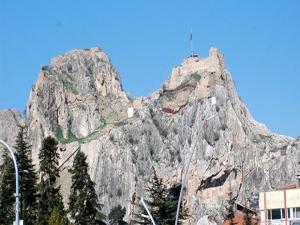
xmin=0 ymin=139 xmax=20 ymax=225
xmin=140 ymin=196 xmax=156 ymax=225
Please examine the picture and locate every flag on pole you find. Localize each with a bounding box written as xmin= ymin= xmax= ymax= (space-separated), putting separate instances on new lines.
xmin=190 ymin=29 xmax=194 ymax=57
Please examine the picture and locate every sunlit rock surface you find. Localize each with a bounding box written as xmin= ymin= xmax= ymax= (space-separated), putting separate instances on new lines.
xmin=1 ymin=47 xmax=299 ymax=224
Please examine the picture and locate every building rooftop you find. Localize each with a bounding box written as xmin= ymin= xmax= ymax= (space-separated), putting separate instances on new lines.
xmin=278 ymin=183 xmax=297 ymax=190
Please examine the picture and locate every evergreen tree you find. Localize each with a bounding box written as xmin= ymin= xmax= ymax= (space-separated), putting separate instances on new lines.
xmin=0 ymin=151 xmax=15 ymax=225
xmin=68 ymin=150 xmax=104 ymax=225
xmin=223 ymin=191 xmax=237 ymax=225
xmin=140 ymin=171 xmax=164 ymax=225
xmin=38 ymin=136 xmax=65 ymax=225
xmin=14 ymin=125 xmax=38 ymax=225
xmin=167 ymin=184 xmax=189 ymax=224
xmin=135 ymin=171 xmax=188 ymax=225
xmin=95 ymin=211 xmax=107 ymax=225
xmin=48 ymin=207 xmax=65 ymax=225
xmin=108 ymin=205 xmax=127 ymax=225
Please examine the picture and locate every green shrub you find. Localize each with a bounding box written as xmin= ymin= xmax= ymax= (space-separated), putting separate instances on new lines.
xmin=159 ymin=90 xmax=176 ymax=101
xmin=100 ymin=117 xmax=107 ymax=128
xmin=55 ymin=117 xmax=109 ymax=145
xmin=164 ymin=91 xmax=176 ymax=100
xmin=59 ymin=72 xmax=78 ymax=95
xmin=55 ymin=125 xmax=64 ymax=141
xmin=115 ymin=120 xmax=127 ymax=127
xmin=55 ymin=125 xmax=80 ymax=144
xmin=190 ymin=72 xmax=201 ymax=81
xmin=176 ymin=80 xmax=190 ymax=90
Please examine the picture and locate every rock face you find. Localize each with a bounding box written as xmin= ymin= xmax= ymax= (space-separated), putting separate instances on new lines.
xmin=0 ymin=109 xmax=22 ymax=145
xmin=1 ymin=47 xmax=299 ymax=224
xmin=0 ymin=109 xmax=22 ymax=163
xmin=25 ymin=47 xmax=128 ymax=164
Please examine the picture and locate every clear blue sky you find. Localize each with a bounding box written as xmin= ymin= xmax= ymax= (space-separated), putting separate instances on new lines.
xmin=0 ymin=0 xmax=299 ymax=137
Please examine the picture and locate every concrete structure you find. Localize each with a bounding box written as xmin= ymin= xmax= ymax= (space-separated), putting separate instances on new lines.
xmin=127 ymin=107 xmax=134 ymax=118
xmin=211 ymin=96 xmax=217 ymax=106
xmin=259 ymin=185 xmax=300 ymax=225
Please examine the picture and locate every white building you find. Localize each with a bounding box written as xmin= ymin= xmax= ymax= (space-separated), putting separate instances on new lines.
xmin=127 ymin=107 xmax=134 ymax=118
xmin=259 ymin=184 xmax=300 ymax=225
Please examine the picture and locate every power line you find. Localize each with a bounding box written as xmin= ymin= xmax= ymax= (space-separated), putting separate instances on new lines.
xmin=58 ymin=146 xmax=81 ymax=171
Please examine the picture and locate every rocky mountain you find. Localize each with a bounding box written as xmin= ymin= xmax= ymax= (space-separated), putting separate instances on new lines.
xmin=1 ymin=46 xmax=299 ymax=224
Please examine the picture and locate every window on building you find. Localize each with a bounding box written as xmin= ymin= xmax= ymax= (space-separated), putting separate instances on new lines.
xmin=268 ymin=209 xmax=284 ymax=220
xmin=272 ymin=209 xmax=281 ymax=220
xmin=296 ymin=208 xmax=300 ymax=218
xmin=268 ymin=210 xmax=272 ymax=220
xmin=287 ymin=208 xmax=300 ymax=219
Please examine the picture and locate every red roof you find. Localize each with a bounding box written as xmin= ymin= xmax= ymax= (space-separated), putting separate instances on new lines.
xmin=278 ymin=183 xmax=297 ymax=190
xmin=222 ymin=213 xmax=260 ymax=225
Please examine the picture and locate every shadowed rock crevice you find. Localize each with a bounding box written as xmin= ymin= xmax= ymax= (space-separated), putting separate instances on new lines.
xmin=197 ymin=168 xmax=237 ymax=191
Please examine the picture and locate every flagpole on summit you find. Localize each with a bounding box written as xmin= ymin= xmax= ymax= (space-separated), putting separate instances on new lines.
xmin=190 ymin=29 xmax=194 ymax=57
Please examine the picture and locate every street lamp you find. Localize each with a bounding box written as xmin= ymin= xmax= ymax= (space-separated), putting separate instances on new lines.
xmin=140 ymin=196 xmax=156 ymax=225
xmin=0 ymin=139 xmax=20 ymax=225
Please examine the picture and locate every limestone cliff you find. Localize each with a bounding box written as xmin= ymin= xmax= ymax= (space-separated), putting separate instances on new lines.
xmin=25 ymin=47 xmax=128 ymax=164
xmin=0 ymin=47 xmax=299 ymax=224
xmin=0 ymin=109 xmax=22 ymax=164
xmin=0 ymin=109 xmax=22 ymax=145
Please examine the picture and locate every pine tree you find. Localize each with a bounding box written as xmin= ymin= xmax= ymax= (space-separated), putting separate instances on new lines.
xmin=14 ymin=125 xmax=38 ymax=225
xmin=48 ymin=207 xmax=65 ymax=225
xmin=142 ymin=171 xmax=165 ymax=224
xmin=38 ymin=136 xmax=65 ymax=225
xmin=0 ymin=151 xmax=15 ymax=225
xmin=108 ymin=205 xmax=127 ymax=225
xmin=135 ymin=171 xmax=188 ymax=225
xmin=68 ymin=150 xmax=104 ymax=225
xmin=223 ymin=191 xmax=237 ymax=225
xmin=166 ymin=184 xmax=189 ymax=224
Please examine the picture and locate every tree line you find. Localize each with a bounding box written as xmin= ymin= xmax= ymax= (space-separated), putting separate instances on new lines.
xmin=0 ymin=125 xmax=189 ymax=225
xmin=0 ymin=125 xmax=104 ymax=225
xmin=0 ymin=125 xmax=257 ymax=224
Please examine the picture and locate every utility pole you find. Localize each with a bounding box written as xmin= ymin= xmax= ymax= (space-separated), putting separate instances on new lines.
xmin=0 ymin=139 xmax=20 ymax=225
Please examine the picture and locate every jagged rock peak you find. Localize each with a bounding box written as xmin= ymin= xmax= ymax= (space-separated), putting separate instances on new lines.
xmin=158 ymin=47 xmax=229 ymax=114
xmin=164 ymin=47 xmax=224 ymax=90
xmin=34 ymin=46 xmax=125 ymax=99
xmin=50 ymin=47 xmax=110 ymax=65
xmin=25 ymin=46 xmax=129 ymax=155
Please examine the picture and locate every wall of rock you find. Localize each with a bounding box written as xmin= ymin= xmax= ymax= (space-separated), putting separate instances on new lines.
xmin=0 ymin=47 xmax=299 ymax=224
